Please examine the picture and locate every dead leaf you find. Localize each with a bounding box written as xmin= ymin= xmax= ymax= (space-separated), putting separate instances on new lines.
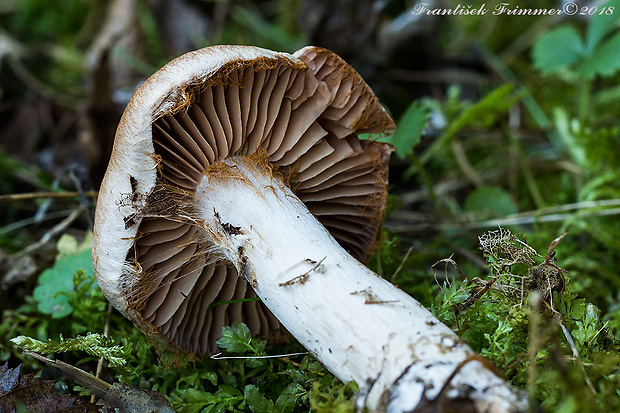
xmin=0 ymin=362 xmax=100 ymax=413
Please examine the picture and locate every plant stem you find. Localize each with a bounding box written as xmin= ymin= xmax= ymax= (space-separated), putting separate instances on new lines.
xmin=528 ymin=292 xmax=542 ymax=413
xmin=578 ymin=78 xmax=591 ymax=125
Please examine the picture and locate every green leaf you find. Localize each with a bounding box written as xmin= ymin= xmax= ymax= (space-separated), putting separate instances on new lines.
xmin=56 ymin=233 xmax=92 ymax=258
xmin=464 ymin=186 xmax=517 ymax=218
xmin=389 ymin=101 xmax=428 ymax=158
xmin=170 ymin=386 xmax=244 ymax=413
xmin=274 ymin=383 xmax=304 ymax=413
xmin=577 ymin=31 xmax=620 ymax=78
xmin=244 ymin=385 xmax=275 ymax=413
xmin=176 ymin=370 xmax=218 ymax=390
xmin=33 ymin=248 xmax=93 ymax=318
xmin=216 ymin=322 xmax=264 ymax=354
xmin=420 ymin=84 xmax=517 ymax=164
xmin=584 ymin=0 xmax=620 ymax=52
xmin=552 ymin=107 xmax=587 ymax=168
xmin=532 ymin=25 xmax=584 ymax=75
xmin=578 ymin=171 xmax=620 ymax=202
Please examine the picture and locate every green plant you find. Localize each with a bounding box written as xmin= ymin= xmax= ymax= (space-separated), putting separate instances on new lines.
xmin=11 ymin=333 xmax=126 ymax=368
xmin=428 ymin=228 xmax=620 ymax=412
xmin=532 ymin=0 xmax=620 ymax=123
xmin=1 ymin=234 xmax=353 ymax=412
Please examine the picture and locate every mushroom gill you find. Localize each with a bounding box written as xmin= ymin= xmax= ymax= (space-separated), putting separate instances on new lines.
xmin=128 ymin=46 xmax=394 ymax=354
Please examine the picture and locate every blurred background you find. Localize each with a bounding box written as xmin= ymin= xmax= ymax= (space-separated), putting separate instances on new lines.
xmin=1 ymin=0 xmax=619 ymax=411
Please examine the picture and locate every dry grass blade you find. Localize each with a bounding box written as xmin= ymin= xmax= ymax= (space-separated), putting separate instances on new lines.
xmin=0 ymin=190 xmax=98 ymax=203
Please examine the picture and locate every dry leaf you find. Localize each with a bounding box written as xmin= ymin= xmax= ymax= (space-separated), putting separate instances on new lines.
xmin=0 ymin=362 xmax=100 ymax=413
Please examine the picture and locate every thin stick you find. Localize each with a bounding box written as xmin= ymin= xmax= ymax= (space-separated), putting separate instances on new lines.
xmin=278 ymin=257 xmax=326 ymax=287
xmin=399 ymin=193 xmax=620 ymax=216
xmin=0 ymin=190 xmax=98 ymax=202
xmin=544 ymin=229 xmax=568 ymax=265
xmin=23 ymin=350 xmax=111 ymax=395
xmin=451 ymin=140 xmax=483 ymax=188
xmin=387 ymin=204 xmax=620 ymax=234
xmin=431 ymin=254 xmax=467 ymax=284
xmin=0 ymin=210 xmax=76 ymax=237
xmin=590 ymin=320 xmax=610 ymax=346
xmin=210 ymin=351 xmax=308 ymax=360
xmin=18 ymin=206 xmax=85 ymax=256
xmin=390 ymin=245 xmax=414 ymax=283
xmin=461 ymin=276 xmax=498 ymax=311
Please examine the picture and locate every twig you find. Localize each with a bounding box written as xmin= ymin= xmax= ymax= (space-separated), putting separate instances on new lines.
xmin=520 ymin=199 xmax=620 ymax=214
xmin=544 ymin=229 xmax=568 ymax=265
xmin=351 ymin=288 xmax=399 ymax=305
xmin=461 ymin=276 xmax=499 ymax=311
xmin=431 ymin=255 xmax=466 ymax=302
xmin=389 ymin=200 xmax=620 ymax=233
xmin=451 ymin=140 xmax=483 ymax=188
xmin=0 ymin=190 xmax=98 ymax=202
xmin=458 ymin=207 xmax=620 ymax=229
xmin=397 ymin=170 xmax=500 ymax=206
xmin=590 ymin=320 xmax=610 ymax=346
xmin=431 ymin=254 xmax=466 ymax=284
xmin=211 ymin=351 xmax=308 ymax=360
xmin=17 ymin=206 xmax=85 ymax=256
xmin=23 ymin=350 xmax=111 ymax=396
xmin=278 ymin=257 xmax=326 ymax=287
xmin=33 ymin=168 xmax=95 ymax=229
xmin=390 ymin=245 xmax=413 ymax=283
xmin=0 ymin=209 xmax=76 ymax=237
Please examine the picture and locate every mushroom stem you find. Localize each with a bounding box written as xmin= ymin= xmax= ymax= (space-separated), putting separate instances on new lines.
xmin=196 ymin=157 xmax=526 ymax=412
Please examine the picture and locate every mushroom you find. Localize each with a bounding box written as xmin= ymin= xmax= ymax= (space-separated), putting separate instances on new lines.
xmin=93 ymin=45 xmax=527 ymax=412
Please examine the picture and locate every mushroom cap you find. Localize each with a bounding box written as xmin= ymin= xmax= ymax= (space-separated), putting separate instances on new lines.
xmin=93 ymin=45 xmax=395 ymax=354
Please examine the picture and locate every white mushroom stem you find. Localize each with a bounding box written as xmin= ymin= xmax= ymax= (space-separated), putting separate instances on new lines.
xmin=196 ymin=157 xmax=526 ymax=412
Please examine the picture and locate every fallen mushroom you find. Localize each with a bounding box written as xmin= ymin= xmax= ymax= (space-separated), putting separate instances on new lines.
xmin=93 ymin=45 xmax=527 ymax=412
